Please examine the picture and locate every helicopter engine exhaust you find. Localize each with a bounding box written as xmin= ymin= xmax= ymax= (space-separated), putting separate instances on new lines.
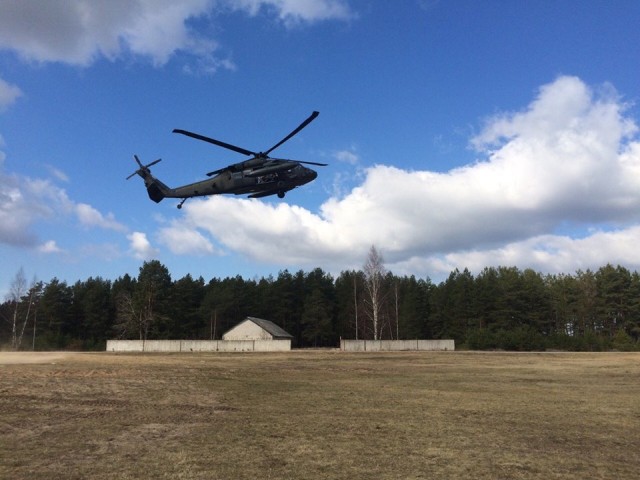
xmin=245 ymin=161 xmax=298 ymax=178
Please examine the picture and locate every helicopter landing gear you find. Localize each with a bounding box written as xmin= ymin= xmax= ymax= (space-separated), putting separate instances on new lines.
xmin=177 ymin=198 xmax=187 ymax=209
xmin=277 ymin=191 xmax=285 ymax=199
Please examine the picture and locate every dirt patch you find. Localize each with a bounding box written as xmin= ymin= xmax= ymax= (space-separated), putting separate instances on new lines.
xmin=0 ymin=352 xmax=71 ymax=365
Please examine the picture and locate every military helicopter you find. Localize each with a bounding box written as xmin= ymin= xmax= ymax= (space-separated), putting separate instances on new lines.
xmin=128 ymin=111 xmax=326 ymax=209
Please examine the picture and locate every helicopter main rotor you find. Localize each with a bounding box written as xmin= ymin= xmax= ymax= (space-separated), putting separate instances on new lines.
xmin=172 ymin=111 xmax=327 ymax=176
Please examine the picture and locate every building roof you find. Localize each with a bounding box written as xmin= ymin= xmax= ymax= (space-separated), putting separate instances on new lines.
xmin=245 ymin=317 xmax=293 ymax=338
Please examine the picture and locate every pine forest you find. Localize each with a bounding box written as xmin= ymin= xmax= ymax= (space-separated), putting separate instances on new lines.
xmin=2 ymin=260 xmax=640 ymax=352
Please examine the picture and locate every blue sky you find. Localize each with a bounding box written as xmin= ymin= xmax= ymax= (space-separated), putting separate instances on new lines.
xmin=1 ymin=0 xmax=640 ymax=296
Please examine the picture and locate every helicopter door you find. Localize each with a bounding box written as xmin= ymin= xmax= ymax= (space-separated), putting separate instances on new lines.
xmin=231 ymin=172 xmax=243 ymax=186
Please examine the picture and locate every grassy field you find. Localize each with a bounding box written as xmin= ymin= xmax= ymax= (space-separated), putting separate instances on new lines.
xmin=1 ymin=350 xmax=639 ymax=479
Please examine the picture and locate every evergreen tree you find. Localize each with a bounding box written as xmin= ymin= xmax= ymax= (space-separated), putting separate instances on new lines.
xmin=271 ymin=270 xmax=299 ymax=342
xmin=596 ymin=264 xmax=631 ymax=337
xmin=398 ymin=275 xmax=431 ymax=339
xmin=301 ymin=288 xmax=333 ymax=347
xmin=334 ymin=270 xmax=365 ymax=340
xmin=170 ymin=274 xmax=205 ymax=338
xmin=72 ymin=277 xmax=112 ymax=349
xmin=39 ymin=278 xmax=73 ymax=348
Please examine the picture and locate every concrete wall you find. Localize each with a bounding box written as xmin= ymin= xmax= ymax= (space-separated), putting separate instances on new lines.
xmin=340 ymin=339 xmax=455 ymax=352
xmin=180 ymin=340 xmax=218 ymax=352
xmin=143 ymin=340 xmax=182 ymax=352
xmin=416 ymin=339 xmax=455 ymax=351
xmin=106 ymin=339 xmax=291 ymax=353
xmin=106 ymin=339 xmax=450 ymax=353
xmin=106 ymin=340 xmax=144 ymax=352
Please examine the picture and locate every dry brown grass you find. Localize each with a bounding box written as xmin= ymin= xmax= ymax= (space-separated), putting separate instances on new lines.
xmin=1 ymin=350 xmax=639 ymax=479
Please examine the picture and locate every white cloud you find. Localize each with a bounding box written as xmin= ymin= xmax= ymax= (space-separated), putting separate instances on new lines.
xmin=76 ymin=203 xmax=127 ymax=232
xmin=411 ymin=226 xmax=640 ymax=281
xmin=0 ymin=0 xmax=353 ymax=68
xmin=0 ymin=0 xmax=218 ymax=66
xmin=327 ymin=148 xmax=362 ymax=197
xmin=0 ymin=161 xmax=128 ymax=249
xmin=0 ymin=76 xmax=22 ymax=111
xmin=158 ymin=221 xmax=217 ymax=255
xmin=158 ymin=76 xmax=640 ymax=279
xmin=128 ymin=231 xmax=158 ymax=260
xmin=38 ymin=240 xmax=64 ymax=254
xmin=0 ymin=172 xmax=74 ymax=247
xmin=44 ymin=165 xmax=70 ymax=183
xmin=333 ymin=148 xmax=359 ymax=165
xmin=231 ymin=0 xmax=355 ymax=25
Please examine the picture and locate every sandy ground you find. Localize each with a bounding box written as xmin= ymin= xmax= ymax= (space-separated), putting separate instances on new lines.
xmin=0 ymin=351 xmax=72 ymax=364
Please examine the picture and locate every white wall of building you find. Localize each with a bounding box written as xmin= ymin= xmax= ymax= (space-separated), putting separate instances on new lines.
xmin=222 ymin=320 xmax=273 ymax=341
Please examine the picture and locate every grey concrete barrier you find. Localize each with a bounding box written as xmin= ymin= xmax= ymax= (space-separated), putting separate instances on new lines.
xmin=106 ymin=339 xmax=292 ymax=352
xmin=340 ymin=339 xmax=454 ymax=352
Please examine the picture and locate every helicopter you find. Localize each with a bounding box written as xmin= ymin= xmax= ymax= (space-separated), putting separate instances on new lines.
xmin=128 ymin=111 xmax=326 ymax=209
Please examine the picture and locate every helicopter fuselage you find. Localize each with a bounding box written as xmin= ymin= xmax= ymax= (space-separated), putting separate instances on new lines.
xmin=142 ymin=163 xmax=318 ymax=204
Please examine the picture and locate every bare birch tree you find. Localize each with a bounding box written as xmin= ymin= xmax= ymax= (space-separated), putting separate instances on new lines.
xmin=363 ymin=245 xmax=386 ymax=340
xmin=18 ymin=281 xmax=42 ymax=349
xmin=7 ymin=268 xmax=28 ymax=350
xmin=115 ymin=291 xmax=145 ymax=340
xmin=6 ymin=269 xmax=41 ymax=350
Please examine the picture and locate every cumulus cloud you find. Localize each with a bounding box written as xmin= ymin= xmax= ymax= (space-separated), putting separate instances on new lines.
xmin=0 ymin=172 xmax=73 ymax=247
xmin=449 ymin=227 xmax=640 ymax=275
xmin=0 ymin=0 xmax=353 ymax=68
xmin=38 ymin=240 xmax=64 ymax=254
xmin=157 ymin=221 xmax=217 ymax=255
xmin=76 ymin=203 xmax=127 ymax=232
xmin=390 ymin=225 xmax=640 ymax=280
xmin=44 ymin=165 xmax=70 ymax=183
xmin=333 ymin=148 xmax=359 ymax=165
xmin=0 ymin=0 xmax=213 ymax=66
xmin=0 ymin=77 xmax=22 ymax=111
xmin=0 ymin=160 xmax=129 ymax=249
xmin=232 ymin=0 xmax=355 ymax=26
xmin=160 ymin=76 xmax=640 ymax=278
xmin=128 ymin=231 xmax=158 ymax=260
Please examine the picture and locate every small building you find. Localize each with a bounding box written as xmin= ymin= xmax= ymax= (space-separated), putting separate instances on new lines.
xmin=222 ymin=316 xmax=293 ymax=341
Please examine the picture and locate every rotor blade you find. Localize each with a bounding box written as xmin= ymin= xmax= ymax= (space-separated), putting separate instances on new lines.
xmin=263 ymin=111 xmax=319 ymax=156
xmin=173 ymin=129 xmax=256 ymax=157
xmin=296 ymin=160 xmax=328 ymax=167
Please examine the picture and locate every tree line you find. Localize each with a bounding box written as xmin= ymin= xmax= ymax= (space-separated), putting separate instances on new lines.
xmin=2 ymin=253 xmax=640 ymax=351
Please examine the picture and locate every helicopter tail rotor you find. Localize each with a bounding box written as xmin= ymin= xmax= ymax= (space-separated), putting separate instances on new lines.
xmin=127 ymin=155 xmax=161 ymax=180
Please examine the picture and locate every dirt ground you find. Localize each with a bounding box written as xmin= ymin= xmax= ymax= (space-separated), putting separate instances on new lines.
xmin=1 ymin=351 xmax=639 ymax=479
xmin=0 ymin=352 xmax=72 ymax=364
